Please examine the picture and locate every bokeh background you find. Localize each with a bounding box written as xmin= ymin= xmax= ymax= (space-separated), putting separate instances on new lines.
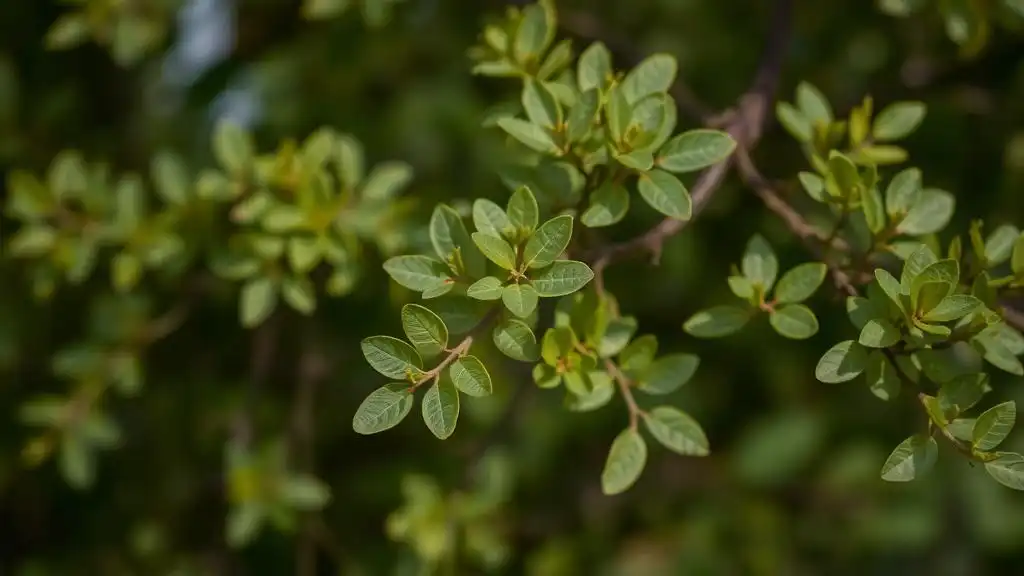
xmin=2 ymin=0 xmax=1024 ymax=574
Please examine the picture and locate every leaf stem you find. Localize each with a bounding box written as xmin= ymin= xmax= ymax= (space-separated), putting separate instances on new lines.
xmin=605 ymin=359 xmax=643 ymax=430
xmin=413 ymin=307 xmax=500 ymax=388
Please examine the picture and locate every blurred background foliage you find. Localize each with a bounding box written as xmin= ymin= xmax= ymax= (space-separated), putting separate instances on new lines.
xmin=3 ymin=0 xmax=1024 ymax=574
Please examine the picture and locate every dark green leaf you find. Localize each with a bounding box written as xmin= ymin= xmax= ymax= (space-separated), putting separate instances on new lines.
xmin=637 ymin=354 xmax=699 ymax=395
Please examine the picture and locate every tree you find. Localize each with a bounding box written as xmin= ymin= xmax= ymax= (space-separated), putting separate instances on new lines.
xmin=3 ymin=0 xmax=1024 ymax=573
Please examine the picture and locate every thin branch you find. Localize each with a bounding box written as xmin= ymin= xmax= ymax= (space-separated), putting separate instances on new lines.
xmin=604 ymin=359 xmax=644 ymax=430
xmin=586 ymin=0 xmax=794 ymax=279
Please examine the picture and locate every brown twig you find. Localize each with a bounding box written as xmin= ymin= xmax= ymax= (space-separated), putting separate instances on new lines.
xmin=585 ymin=0 xmax=794 ymax=282
xmin=604 ymin=359 xmax=644 ymax=430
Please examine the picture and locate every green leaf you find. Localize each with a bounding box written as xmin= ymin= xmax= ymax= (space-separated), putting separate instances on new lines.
xmin=567 ymin=370 xmax=615 ymax=412
xmin=502 ymin=283 xmax=539 ymax=318
xmin=60 ymin=437 xmax=95 ymax=490
xmin=240 ymin=277 xmax=278 ymax=328
xmin=938 ymin=373 xmax=987 ymax=416
xmin=637 ymin=169 xmax=691 ymax=220
xmin=910 ymin=260 xmax=958 ymax=311
xmin=360 ymin=162 xmax=412 ymax=201
xmin=656 ymin=129 xmax=736 ymax=173
xmin=532 ymin=363 xmax=561 ymax=389
xmin=472 ymin=232 xmax=517 ymax=270
xmin=472 ymin=199 xmax=513 ymax=239
xmin=281 ymin=276 xmax=316 ymax=315
xmin=742 ymin=234 xmax=778 ymax=290
xmin=522 ymin=215 xmax=573 ymax=269
xmin=728 ymin=276 xmax=755 ymax=300
xmin=985 ymin=453 xmax=1024 ymax=490
xmin=861 ymin=185 xmax=885 ymax=234
xmin=874 ymin=269 xmax=904 ymax=310
xmin=8 ymin=226 xmax=57 ymax=257
xmin=513 ymin=4 xmax=550 ymax=64
xmin=984 ymin=225 xmax=1019 ymax=265
xmin=450 ymin=355 xmax=492 ymax=397
xmin=798 ymin=171 xmax=826 ymax=202
xmin=430 ymin=205 xmax=485 ymax=278
xmin=601 ymin=428 xmax=648 ymax=495
xmin=619 ymin=335 xmax=657 ymax=376
xmin=847 ymin=296 xmax=883 ymax=330
xmin=521 ymin=79 xmax=561 ymax=129
xmin=614 ymin=149 xmax=654 ymax=171
xmin=795 ymin=82 xmax=833 ymax=125
xmin=577 ymin=41 xmax=611 ymax=92
xmin=383 ymin=255 xmax=453 ymax=293
xmin=637 ymin=354 xmax=699 ymax=395
xmin=151 ymin=151 xmax=191 ymax=205
xmin=620 ymin=53 xmax=676 ymax=104
xmin=212 ymin=121 xmax=254 ymax=174
xmin=774 ymin=263 xmax=827 ymax=304
xmin=769 ymin=304 xmax=819 ymax=340
xmin=683 ymin=306 xmax=750 ymax=338
xmin=226 ymin=505 xmax=263 ymax=547
xmin=530 ymin=260 xmax=594 ymax=297
xmin=467 ymin=276 xmax=504 ymax=300
xmin=1012 ymin=234 xmax=1024 ymax=275
xmin=923 ymin=295 xmax=981 ymax=322
xmin=45 ymin=14 xmax=90 ymax=50
xmin=897 ymin=189 xmax=955 ymax=236
xmin=280 ymin=475 xmax=331 ymax=510
xmin=827 ymin=151 xmax=860 ymax=198
xmin=401 ymin=304 xmax=449 ymax=359
xmin=287 ymin=237 xmax=321 ymax=273
xmin=507 ymin=186 xmax=540 ymax=232
xmin=492 ymin=319 xmax=539 ymax=362
xmin=873 ymin=101 xmax=926 ymax=141
xmin=643 ymin=406 xmax=709 ymax=456
xmin=776 ymin=102 xmax=812 ymax=141
xmin=901 ymin=244 xmax=938 ymax=293
xmin=973 ymin=401 xmax=1016 ymax=451
xmin=884 ymin=167 xmax=922 ymax=218
xmin=815 ymin=340 xmax=869 ymax=383
xmin=581 ymin=181 xmax=629 ymax=227
xmin=599 ymin=316 xmax=639 ymax=358
xmin=496 ymin=117 xmax=560 ymax=155
xmin=865 ymin=351 xmax=901 ymax=401
xmin=360 ymin=336 xmax=423 ymax=380
xmin=605 ymin=85 xmax=631 ymax=143
xmin=880 ymin=434 xmax=937 ymax=482
xmin=422 ymin=376 xmax=460 ymax=440
xmin=566 ymin=88 xmax=600 ymax=142
xmin=858 ymin=318 xmax=901 ymax=348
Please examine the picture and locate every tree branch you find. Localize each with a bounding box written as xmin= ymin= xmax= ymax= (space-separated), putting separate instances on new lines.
xmin=585 ymin=0 xmax=794 ymax=278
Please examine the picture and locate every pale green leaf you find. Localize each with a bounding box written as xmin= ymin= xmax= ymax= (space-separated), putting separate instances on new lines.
xmin=530 ymin=260 xmax=594 ymax=297
xmin=472 ymin=232 xmax=517 ymax=270
xmin=360 ymin=336 xmax=423 ymax=380
xmin=507 ymin=186 xmax=540 ymax=232
xmin=472 ymin=199 xmax=513 ymax=239
xmin=422 ymin=377 xmax=460 ymax=440
xmin=880 ymin=434 xmax=937 ymax=481
xmin=521 ymin=79 xmax=561 ymax=129
xmin=897 ymin=189 xmax=955 ymax=236
xmin=502 ymin=283 xmax=539 ymax=318
xmin=401 ymin=304 xmax=449 ymax=359
xmin=637 ymin=354 xmax=699 ymax=395
xmin=683 ymin=306 xmax=750 ymax=338
xmin=985 ymin=453 xmax=1024 ymax=490
xmin=973 ymin=401 xmax=1016 ymax=451
xmin=496 ymin=117 xmax=560 ymax=154
xmin=859 ymin=318 xmax=900 ymax=348
xmin=873 ymin=101 xmax=926 ymax=141
xmin=383 ymin=255 xmax=453 ymax=293
xmin=774 ymin=263 xmax=827 ymax=304
xmin=742 ymin=234 xmax=778 ymax=290
xmin=581 ymin=181 xmax=629 ymax=227
xmin=643 ymin=406 xmax=709 ymax=456
xmin=884 ymin=167 xmax=922 ymax=218
xmin=601 ymin=428 xmax=647 ymax=495
xmin=656 ymin=129 xmax=736 ymax=173
xmin=769 ymin=304 xmax=819 ymax=340
xmin=637 ymin=169 xmax=691 ymax=220
xmin=815 ymin=340 xmax=869 ymax=383
xmin=240 ymin=277 xmax=278 ymax=328
xmin=492 ymin=319 xmax=539 ymax=362
xmin=467 ymin=276 xmax=504 ymax=300
xmin=450 ymin=356 xmax=492 ymax=397
xmin=522 ymin=215 xmax=573 ymax=269
xmin=620 ymin=53 xmax=676 ymax=104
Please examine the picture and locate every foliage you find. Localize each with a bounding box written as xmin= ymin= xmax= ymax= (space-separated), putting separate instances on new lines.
xmin=5 ymin=0 xmax=1024 ymax=573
